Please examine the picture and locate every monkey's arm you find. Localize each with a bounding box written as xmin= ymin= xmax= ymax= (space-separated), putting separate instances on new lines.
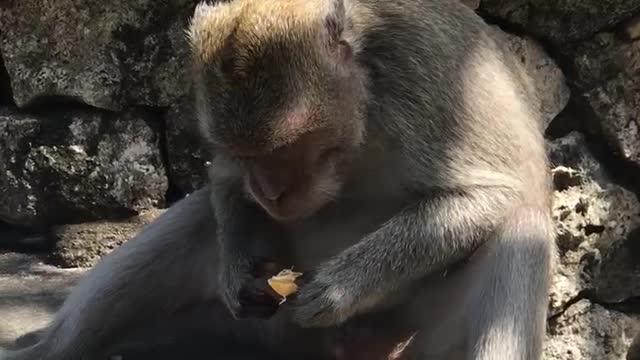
xmin=211 ymin=178 xmax=276 ymax=262
xmin=292 ymin=186 xmax=519 ymax=327
xmin=209 ymin=159 xmax=285 ymax=318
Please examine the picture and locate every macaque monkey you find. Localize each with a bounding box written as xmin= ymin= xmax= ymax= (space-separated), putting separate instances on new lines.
xmin=0 ymin=0 xmax=555 ymax=359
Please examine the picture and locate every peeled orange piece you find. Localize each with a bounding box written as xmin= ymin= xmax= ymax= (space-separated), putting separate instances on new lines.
xmin=267 ymin=269 xmax=303 ymax=303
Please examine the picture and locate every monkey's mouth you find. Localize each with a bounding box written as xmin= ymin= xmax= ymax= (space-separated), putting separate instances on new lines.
xmin=246 ymin=158 xmax=341 ymax=223
xmin=257 ymin=194 xmax=323 ymax=224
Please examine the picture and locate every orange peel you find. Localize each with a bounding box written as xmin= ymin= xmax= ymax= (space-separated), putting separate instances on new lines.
xmin=267 ymin=269 xmax=303 ymax=303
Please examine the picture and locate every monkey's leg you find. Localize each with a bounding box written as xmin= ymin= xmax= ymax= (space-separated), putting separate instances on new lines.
xmin=0 ymin=187 xmax=224 ymax=360
xmin=466 ymin=206 xmax=554 ymax=360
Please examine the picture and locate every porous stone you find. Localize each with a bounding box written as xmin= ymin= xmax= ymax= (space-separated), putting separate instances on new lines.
xmin=52 ymin=208 xmax=165 ymax=268
xmin=0 ymin=0 xmax=199 ymax=110
xmin=0 ymin=106 xmax=167 ymax=227
xmin=480 ymin=0 xmax=640 ymax=43
xmin=562 ymin=32 xmax=640 ymax=166
xmin=548 ymin=132 xmax=640 ymax=312
xmin=543 ymin=300 xmax=640 ymax=360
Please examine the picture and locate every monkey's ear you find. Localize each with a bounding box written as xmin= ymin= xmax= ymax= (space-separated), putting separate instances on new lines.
xmin=324 ymin=0 xmax=346 ymax=44
xmin=323 ymin=0 xmax=353 ymax=63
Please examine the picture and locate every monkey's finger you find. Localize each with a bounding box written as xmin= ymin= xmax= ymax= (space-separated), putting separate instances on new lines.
xmin=239 ymin=278 xmax=282 ymax=305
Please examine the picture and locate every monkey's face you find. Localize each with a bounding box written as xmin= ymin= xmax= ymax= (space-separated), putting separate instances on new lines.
xmin=189 ymin=0 xmax=366 ymax=222
xmin=239 ymin=125 xmax=353 ymax=222
xmin=204 ymin=46 xmax=364 ymax=222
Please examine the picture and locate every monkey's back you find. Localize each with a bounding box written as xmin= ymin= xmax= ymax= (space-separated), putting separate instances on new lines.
xmin=353 ymin=0 xmax=550 ymax=204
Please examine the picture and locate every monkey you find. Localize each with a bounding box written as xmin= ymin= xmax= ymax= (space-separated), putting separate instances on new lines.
xmin=0 ymin=0 xmax=556 ymax=359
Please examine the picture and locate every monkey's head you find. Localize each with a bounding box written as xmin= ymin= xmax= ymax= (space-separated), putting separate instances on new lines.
xmin=188 ymin=0 xmax=367 ymax=222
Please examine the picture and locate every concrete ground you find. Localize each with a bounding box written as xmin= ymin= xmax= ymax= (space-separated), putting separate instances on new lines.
xmin=0 ymin=251 xmax=85 ymax=349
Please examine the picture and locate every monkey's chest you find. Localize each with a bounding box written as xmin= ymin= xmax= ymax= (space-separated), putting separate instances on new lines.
xmin=287 ymin=223 xmax=362 ymax=270
xmin=284 ymin=197 xmax=403 ymax=271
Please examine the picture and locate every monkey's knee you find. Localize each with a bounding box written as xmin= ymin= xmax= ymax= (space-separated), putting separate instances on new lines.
xmin=481 ymin=206 xmax=555 ymax=271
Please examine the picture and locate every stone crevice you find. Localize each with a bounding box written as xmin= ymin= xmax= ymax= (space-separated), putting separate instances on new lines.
xmin=0 ymin=47 xmax=14 ymax=107
xmin=154 ymin=106 xmax=187 ymax=205
xmin=552 ymin=289 xmax=640 ymax=322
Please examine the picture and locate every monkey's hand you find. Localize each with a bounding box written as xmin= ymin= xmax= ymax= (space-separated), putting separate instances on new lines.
xmin=219 ymin=253 xmax=281 ymax=319
xmin=289 ymin=259 xmax=360 ymax=328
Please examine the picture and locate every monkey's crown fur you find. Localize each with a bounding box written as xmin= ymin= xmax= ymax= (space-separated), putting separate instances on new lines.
xmin=187 ymin=0 xmax=337 ymax=66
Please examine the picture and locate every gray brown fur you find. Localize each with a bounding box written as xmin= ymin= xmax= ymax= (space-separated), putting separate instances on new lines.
xmin=0 ymin=0 xmax=556 ymax=359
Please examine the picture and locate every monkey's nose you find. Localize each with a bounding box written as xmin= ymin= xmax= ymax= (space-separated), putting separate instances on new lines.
xmin=261 ymin=182 xmax=286 ymax=201
xmin=251 ymin=174 xmax=288 ymax=201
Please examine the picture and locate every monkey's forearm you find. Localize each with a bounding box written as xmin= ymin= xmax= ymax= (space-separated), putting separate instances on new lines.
xmin=210 ymin=177 xmax=278 ymax=258
xmin=207 ymin=155 xmax=277 ymax=255
xmin=325 ymin=187 xmax=518 ymax=304
xmin=213 ymin=181 xmax=257 ymax=250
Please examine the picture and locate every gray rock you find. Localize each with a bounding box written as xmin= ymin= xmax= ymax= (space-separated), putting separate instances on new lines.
xmin=165 ymin=95 xmax=210 ymax=194
xmin=52 ymin=208 xmax=165 ymax=268
xmin=543 ymin=300 xmax=640 ymax=360
xmin=0 ymin=106 xmax=167 ymax=227
xmin=491 ymin=27 xmax=570 ymax=128
xmin=480 ymin=0 xmax=640 ymax=44
xmin=562 ymin=32 xmax=640 ymax=166
xmin=0 ymin=251 xmax=85 ymax=349
xmin=0 ymin=0 xmax=198 ymax=110
xmin=548 ymin=132 xmax=640 ymax=312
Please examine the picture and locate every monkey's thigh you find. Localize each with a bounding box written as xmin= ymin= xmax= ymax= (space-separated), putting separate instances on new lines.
xmin=102 ymin=300 xmax=294 ymax=360
xmin=399 ymin=241 xmax=532 ymax=359
xmin=389 ymin=269 xmax=473 ymax=359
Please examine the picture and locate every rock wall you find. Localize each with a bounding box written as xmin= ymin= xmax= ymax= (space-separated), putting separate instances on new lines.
xmin=0 ymin=0 xmax=639 ymax=358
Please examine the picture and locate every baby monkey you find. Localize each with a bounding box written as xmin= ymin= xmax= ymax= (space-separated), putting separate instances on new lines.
xmin=0 ymin=0 xmax=555 ymax=359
